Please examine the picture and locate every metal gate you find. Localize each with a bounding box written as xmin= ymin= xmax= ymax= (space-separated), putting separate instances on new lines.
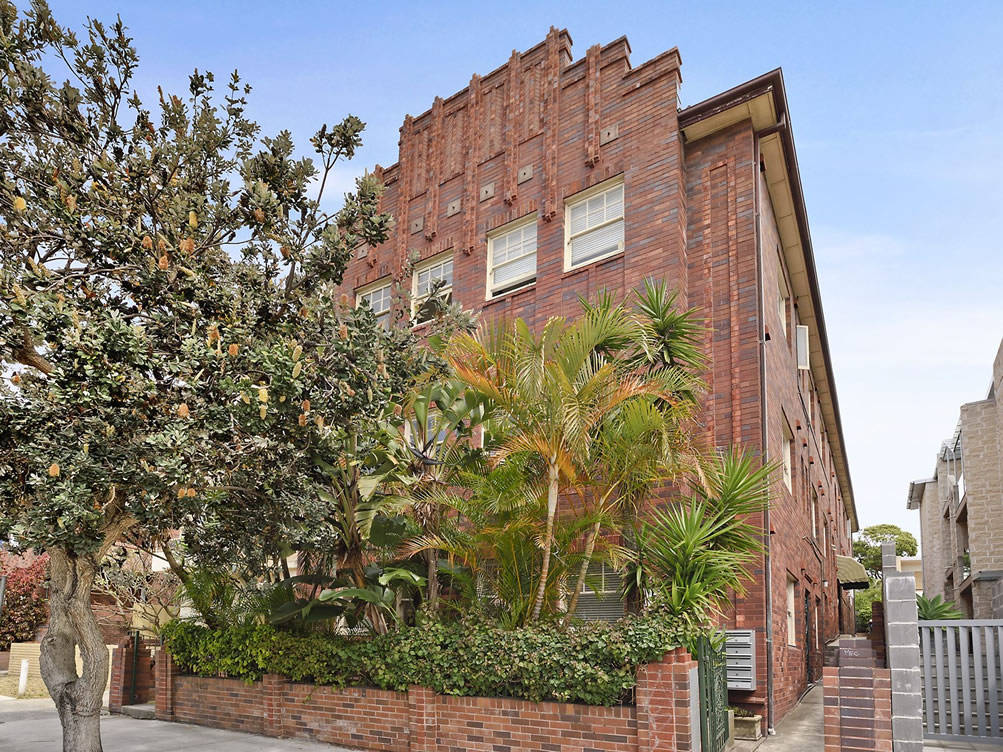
xmin=698 ymin=636 xmax=729 ymax=752
xmin=919 ymin=620 xmax=1003 ymax=742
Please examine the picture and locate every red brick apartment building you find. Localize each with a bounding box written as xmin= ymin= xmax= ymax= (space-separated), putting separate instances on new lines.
xmin=338 ymin=28 xmax=860 ymax=731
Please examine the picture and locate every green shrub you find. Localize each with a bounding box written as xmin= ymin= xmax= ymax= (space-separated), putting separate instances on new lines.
xmin=161 ymin=614 xmax=690 ymax=706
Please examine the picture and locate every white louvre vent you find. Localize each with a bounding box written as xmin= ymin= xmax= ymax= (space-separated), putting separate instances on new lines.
xmin=725 ymin=630 xmax=757 ymax=690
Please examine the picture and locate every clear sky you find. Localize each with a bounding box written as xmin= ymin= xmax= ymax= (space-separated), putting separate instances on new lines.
xmin=46 ymin=0 xmax=1003 ymax=544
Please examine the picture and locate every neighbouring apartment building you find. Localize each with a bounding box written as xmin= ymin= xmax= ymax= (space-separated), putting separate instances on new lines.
xmin=338 ymin=29 xmax=860 ymax=729
xmin=908 ymin=338 xmax=1003 ymax=619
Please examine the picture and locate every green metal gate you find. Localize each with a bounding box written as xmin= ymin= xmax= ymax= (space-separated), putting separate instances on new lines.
xmin=698 ymin=636 xmax=729 ymax=752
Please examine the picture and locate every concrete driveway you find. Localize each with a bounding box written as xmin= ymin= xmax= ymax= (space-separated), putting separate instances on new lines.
xmin=0 ymin=699 xmax=354 ymax=751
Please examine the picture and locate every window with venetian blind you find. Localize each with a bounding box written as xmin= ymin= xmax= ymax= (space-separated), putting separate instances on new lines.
xmin=487 ymin=216 xmax=537 ymax=298
xmin=565 ymin=180 xmax=624 ymax=270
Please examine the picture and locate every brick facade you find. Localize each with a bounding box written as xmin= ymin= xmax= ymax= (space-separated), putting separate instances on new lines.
xmin=337 ymin=30 xmax=857 ymax=730
xmin=149 ymin=647 xmax=698 ymax=752
xmin=908 ymin=338 xmax=1003 ymax=618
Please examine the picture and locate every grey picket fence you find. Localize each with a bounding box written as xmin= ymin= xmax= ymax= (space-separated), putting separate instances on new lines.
xmin=918 ymin=620 xmax=1003 ymax=741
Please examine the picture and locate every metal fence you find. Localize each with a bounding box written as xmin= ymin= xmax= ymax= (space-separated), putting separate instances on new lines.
xmin=918 ymin=620 xmax=1003 ymax=741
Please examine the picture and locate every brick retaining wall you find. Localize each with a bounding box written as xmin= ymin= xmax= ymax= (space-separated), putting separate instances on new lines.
xmin=144 ymin=645 xmax=699 ymax=751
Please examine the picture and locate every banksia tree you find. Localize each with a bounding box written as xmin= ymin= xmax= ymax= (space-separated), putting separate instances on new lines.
xmin=0 ymin=3 xmax=411 ymax=749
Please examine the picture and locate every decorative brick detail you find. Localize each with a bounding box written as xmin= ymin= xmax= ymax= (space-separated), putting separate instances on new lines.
xmin=153 ymin=646 xmax=701 ymax=751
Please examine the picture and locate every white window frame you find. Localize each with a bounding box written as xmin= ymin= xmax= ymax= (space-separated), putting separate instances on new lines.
xmin=486 ymin=214 xmax=537 ymax=299
xmin=411 ymin=251 xmax=454 ymax=322
xmin=564 ymin=177 xmax=625 ymax=271
xmin=356 ymin=278 xmax=393 ymax=330
xmin=786 ymin=577 xmax=797 ymax=646
xmin=781 ymin=421 xmax=793 ymax=492
xmin=812 ymin=487 xmax=819 ymax=539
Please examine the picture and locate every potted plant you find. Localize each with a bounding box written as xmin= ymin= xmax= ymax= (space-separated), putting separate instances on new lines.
xmin=730 ymin=706 xmax=762 ymax=741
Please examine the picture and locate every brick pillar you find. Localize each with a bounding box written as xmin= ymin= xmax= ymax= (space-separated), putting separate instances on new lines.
xmin=408 ymin=685 xmax=437 ymax=752
xmin=869 ymin=601 xmax=886 ymax=667
xmin=823 ymin=639 xmax=893 ymax=752
xmin=155 ymin=649 xmax=180 ymax=721
xmin=262 ymin=673 xmax=284 ymax=738
xmin=636 ymin=646 xmax=700 ymax=752
xmin=107 ymin=637 xmax=132 ymax=712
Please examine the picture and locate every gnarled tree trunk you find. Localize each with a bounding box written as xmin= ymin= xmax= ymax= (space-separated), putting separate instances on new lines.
xmin=39 ymin=548 xmax=107 ymax=752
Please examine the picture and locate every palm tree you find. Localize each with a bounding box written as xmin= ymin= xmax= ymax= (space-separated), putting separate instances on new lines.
xmin=447 ymin=302 xmax=701 ymax=622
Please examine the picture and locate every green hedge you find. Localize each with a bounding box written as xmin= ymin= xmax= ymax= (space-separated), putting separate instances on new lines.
xmin=161 ymin=615 xmax=686 ymax=706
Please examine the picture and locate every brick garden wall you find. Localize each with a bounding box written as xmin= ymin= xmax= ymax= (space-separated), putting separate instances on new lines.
xmin=144 ymin=645 xmax=699 ymax=752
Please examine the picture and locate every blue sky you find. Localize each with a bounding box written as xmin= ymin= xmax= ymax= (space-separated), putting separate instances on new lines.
xmin=47 ymin=0 xmax=1003 ymax=543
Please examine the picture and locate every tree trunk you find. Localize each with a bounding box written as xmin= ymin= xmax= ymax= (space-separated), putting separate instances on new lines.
xmin=426 ymin=550 xmax=439 ymax=612
xmin=563 ymin=519 xmax=603 ymax=628
xmin=39 ymin=548 xmax=106 ymax=752
xmin=530 ymin=461 xmax=560 ymax=622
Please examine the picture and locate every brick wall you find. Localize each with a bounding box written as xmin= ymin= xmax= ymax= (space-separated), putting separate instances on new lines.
xmin=822 ymin=639 xmax=892 ymax=752
xmin=150 ymin=647 xmax=699 ymax=751
xmin=868 ymin=601 xmax=885 ymax=668
xmin=992 ymin=578 xmax=1003 ymax=619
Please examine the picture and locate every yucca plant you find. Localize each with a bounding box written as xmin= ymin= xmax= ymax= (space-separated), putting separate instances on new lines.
xmin=625 ymin=452 xmax=772 ymax=623
xmin=917 ymin=594 xmax=963 ymax=620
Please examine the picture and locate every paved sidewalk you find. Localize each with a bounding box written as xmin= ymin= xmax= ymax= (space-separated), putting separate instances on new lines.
xmin=0 ymin=714 xmax=356 ymax=751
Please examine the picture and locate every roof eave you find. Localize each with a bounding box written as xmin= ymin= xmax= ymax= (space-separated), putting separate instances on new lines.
xmin=680 ymin=70 xmax=858 ymax=533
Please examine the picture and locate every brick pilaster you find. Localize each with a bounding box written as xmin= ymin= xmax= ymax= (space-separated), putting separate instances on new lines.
xmin=636 ymin=646 xmax=699 ymax=752
xmin=408 ymin=684 xmax=437 ymax=752
xmin=262 ymin=673 xmax=284 ymax=738
xmin=155 ymin=649 xmax=179 ymax=721
xmin=107 ymin=637 xmax=132 ymax=712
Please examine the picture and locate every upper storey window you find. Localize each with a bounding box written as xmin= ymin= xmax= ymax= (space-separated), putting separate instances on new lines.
xmin=412 ymin=252 xmax=454 ymax=323
xmin=565 ymin=179 xmax=624 ymax=270
xmin=488 ymin=215 xmax=537 ymax=299
xmin=357 ymin=279 xmax=392 ymax=330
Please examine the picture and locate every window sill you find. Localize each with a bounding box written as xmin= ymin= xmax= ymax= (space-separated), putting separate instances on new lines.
xmin=484 ymin=281 xmax=536 ymax=307
xmin=562 ymin=250 xmax=624 ymax=278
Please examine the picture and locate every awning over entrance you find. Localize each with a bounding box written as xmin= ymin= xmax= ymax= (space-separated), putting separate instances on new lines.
xmin=835 ymin=555 xmax=870 ymax=589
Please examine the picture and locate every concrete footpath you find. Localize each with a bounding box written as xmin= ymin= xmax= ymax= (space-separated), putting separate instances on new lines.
xmin=0 ymin=698 xmax=355 ymax=751
xmin=730 ymin=683 xmax=999 ymax=752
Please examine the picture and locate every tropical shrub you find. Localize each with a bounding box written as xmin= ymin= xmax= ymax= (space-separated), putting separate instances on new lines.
xmin=0 ymin=555 xmax=49 ymax=650
xmin=624 ymin=452 xmax=770 ymax=627
xmin=917 ymin=594 xmax=963 ymax=620
xmin=161 ymin=614 xmax=696 ymax=705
